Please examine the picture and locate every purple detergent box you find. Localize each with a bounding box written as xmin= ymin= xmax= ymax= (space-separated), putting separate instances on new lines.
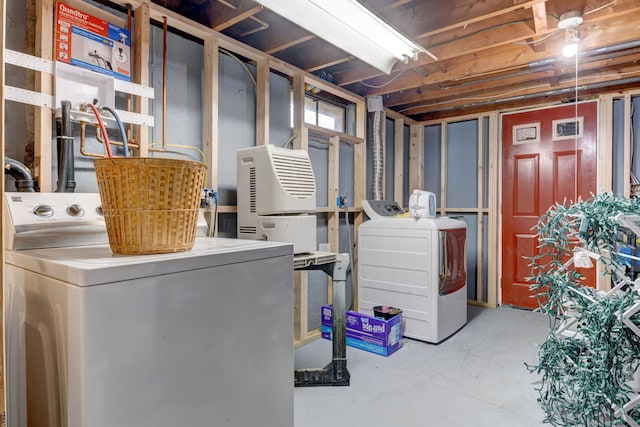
xmin=321 ymin=305 xmax=403 ymax=357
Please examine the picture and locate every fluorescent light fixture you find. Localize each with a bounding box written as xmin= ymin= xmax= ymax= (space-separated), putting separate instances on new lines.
xmin=253 ymin=0 xmax=436 ymax=74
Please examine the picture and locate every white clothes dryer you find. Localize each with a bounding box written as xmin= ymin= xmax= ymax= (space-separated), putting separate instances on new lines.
xmin=358 ymin=200 xmax=467 ymax=343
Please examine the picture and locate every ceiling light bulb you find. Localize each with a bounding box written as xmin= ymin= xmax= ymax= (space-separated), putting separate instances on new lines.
xmin=563 ymin=42 xmax=578 ymax=57
xmin=562 ymin=27 xmax=580 ymax=58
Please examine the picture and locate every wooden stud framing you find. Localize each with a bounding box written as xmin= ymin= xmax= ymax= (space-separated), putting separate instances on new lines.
xmin=255 ymin=59 xmax=269 ymax=146
xmin=133 ymin=2 xmax=150 ymax=156
xmin=1 ymin=0 xmax=6 ymax=418
xmin=599 ymin=94 xmax=613 ymax=193
xmin=487 ymin=112 xmax=499 ymax=307
xmin=439 ymin=121 xmax=447 ymax=212
xmin=624 ymin=93 xmax=632 ymax=198
xmin=203 ymin=36 xmax=219 ymax=190
xmin=292 ymin=75 xmax=306 ymax=150
xmin=291 ymin=75 xmax=307 ymax=344
xmin=327 ymin=135 xmax=341 ymax=304
xmin=352 ymin=110 xmax=366 ymax=311
xmin=34 ymin=0 xmax=53 ymax=191
xmin=408 ymin=125 xmax=424 ymax=192
xmin=598 ymin=95 xmax=614 ymax=292
xmin=476 ymin=117 xmax=485 ymax=302
xmin=328 ymin=135 xmax=340 ymax=249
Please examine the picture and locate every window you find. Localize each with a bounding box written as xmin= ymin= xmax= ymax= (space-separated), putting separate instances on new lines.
xmin=292 ymin=92 xmax=346 ymax=132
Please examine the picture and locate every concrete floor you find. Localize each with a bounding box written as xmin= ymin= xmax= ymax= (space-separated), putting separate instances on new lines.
xmin=294 ymin=305 xmax=550 ymax=427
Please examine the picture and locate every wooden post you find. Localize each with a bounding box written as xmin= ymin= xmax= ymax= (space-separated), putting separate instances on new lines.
xmin=1 ymin=0 xmax=6 ymax=419
xmin=256 ymin=59 xmax=269 ymax=146
xmin=408 ymin=124 xmax=424 ymax=192
xmin=35 ymin=0 xmax=53 ymax=191
xmin=598 ymin=95 xmax=613 ymax=291
xmin=292 ymin=74 xmax=309 ymax=343
xmin=203 ymin=36 xmax=219 ymax=190
xmin=624 ymin=93 xmax=632 ymax=198
xmin=477 ymin=117 xmax=485 ymax=302
xmin=599 ymin=94 xmax=613 ymax=193
xmin=133 ymin=2 xmax=150 ymax=156
xmin=440 ymin=121 xmax=447 ymax=212
xmin=327 ymin=135 xmax=340 ymax=304
xmin=487 ymin=112 xmax=499 ymax=307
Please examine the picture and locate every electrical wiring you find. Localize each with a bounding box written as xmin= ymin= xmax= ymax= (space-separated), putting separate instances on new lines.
xmin=358 ymin=65 xmax=408 ymax=89
xmin=526 ymin=193 xmax=640 ymax=427
xmin=148 ymin=142 xmax=209 ymax=184
xmin=512 ymin=29 xmax=562 ymax=45
xmin=220 ymin=47 xmax=257 ymax=89
xmin=584 ymin=0 xmax=617 ymax=16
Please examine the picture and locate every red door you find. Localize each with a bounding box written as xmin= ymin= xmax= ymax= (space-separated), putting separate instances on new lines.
xmin=501 ymin=101 xmax=598 ymax=309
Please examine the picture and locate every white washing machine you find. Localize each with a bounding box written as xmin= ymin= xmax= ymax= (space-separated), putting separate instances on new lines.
xmin=358 ymin=199 xmax=467 ymax=344
xmin=3 ymin=192 xmax=294 ymax=427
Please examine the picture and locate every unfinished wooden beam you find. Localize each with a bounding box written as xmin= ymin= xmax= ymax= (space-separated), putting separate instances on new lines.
xmin=1 ymin=0 xmax=6 ymax=418
xmin=624 ymin=93 xmax=632 ymax=198
xmin=476 ymin=116 xmax=485 ymax=303
xmin=133 ymin=2 xmax=150 ymax=156
xmin=408 ymin=124 xmax=424 ymax=192
xmin=599 ymin=94 xmax=613 ymax=193
xmin=203 ymin=36 xmax=219 ymax=190
xmin=256 ymin=59 xmax=270 ymax=146
xmin=35 ymin=0 xmax=54 ymax=191
xmin=212 ymin=5 xmax=263 ymax=32
xmin=265 ymin=34 xmax=315 ymax=55
xmin=439 ymin=121 xmax=447 ymax=213
xmin=532 ymin=1 xmax=549 ymax=33
xmin=327 ymin=135 xmax=341 ymax=305
xmin=292 ymin=74 xmax=306 ymax=150
xmin=487 ymin=112 xmax=499 ymax=307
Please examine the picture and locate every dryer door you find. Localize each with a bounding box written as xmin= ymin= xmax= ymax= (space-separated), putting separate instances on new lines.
xmin=438 ymin=228 xmax=467 ymax=295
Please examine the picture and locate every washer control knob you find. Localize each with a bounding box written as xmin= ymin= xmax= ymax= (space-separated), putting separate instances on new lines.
xmin=67 ymin=204 xmax=85 ymax=217
xmin=33 ymin=204 xmax=54 ymax=218
xmin=96 ymin=205 xmax=104 ymax=216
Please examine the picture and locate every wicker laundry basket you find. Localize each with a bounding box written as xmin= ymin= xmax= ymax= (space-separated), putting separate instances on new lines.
xmin=94 ymin=157 xmax=206 ymax=255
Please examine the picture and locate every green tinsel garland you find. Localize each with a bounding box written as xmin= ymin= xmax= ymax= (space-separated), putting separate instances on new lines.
xmin=527 ymin=193 xmax=640 ymax=427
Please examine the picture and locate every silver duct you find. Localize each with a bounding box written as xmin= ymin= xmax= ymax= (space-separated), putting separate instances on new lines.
xmin=368 ymin=96 xmax=384 ymax=201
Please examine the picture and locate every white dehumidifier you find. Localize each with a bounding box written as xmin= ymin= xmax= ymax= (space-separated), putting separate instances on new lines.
xmin=237 ymin=144 xmax=317 ymax=254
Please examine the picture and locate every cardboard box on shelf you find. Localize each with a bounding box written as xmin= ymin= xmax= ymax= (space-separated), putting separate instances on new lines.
xmin=56 ymin=2 xmax=131 ymax=81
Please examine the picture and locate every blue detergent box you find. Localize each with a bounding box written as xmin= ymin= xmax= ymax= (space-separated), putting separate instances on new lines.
xmin=321 ymin=305 xmax=403 ymax=357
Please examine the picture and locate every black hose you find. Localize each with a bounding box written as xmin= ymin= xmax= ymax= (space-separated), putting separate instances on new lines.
xmin=4 ymin=157 xmax=36 ymax=192
xmin=56 ymin=100 xmax=76 ymax=192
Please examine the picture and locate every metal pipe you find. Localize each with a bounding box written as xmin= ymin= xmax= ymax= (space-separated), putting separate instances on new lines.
xmin=371 ymin=110 xmax=384 ymax=200
xmin=4 ymin=157 xmax=36 ymax=192
xmin=430 ymin=76 xmax=640 ymax=114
